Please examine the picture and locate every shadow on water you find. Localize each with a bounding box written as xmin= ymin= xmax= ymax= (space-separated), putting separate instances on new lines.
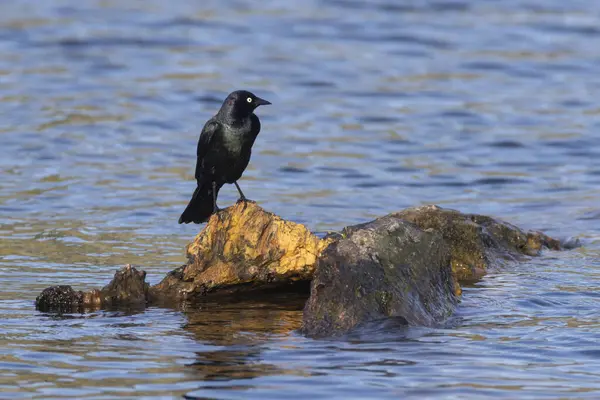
xmin=181 ymin=292 xmax=309 ymax=386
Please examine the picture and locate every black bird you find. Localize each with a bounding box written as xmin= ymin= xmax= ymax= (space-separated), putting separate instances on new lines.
xmin=179 ymin=90 xmax=271 ymax=224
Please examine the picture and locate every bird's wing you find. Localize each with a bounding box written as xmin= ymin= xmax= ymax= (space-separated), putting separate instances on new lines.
xmin=195 ymin=119 xmax=221 ymax=180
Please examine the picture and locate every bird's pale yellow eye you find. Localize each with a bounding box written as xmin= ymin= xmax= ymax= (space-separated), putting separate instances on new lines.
xmin=246 ymin=97 xmax=253 ymax=103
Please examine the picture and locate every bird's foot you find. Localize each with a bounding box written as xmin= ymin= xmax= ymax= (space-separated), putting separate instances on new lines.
xmin=211 ymin=206 xmax=225 ymax=223
xmin=236 ymin=196 xmax=255 ymax=211
xmin=236 ymin=196 xmax=255 ymax=204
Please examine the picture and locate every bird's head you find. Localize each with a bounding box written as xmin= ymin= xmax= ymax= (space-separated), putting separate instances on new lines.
xmin=219 ymin=90 xmax=271 ymax=120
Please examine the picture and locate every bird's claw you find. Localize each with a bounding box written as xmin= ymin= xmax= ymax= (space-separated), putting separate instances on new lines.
xmin=211 ymin=207 xmax=225 ymax=223
xmin=236 ymin=197 xmax=255 ymax=204
xmin=236 ymin=197 xmax=255 ymax=212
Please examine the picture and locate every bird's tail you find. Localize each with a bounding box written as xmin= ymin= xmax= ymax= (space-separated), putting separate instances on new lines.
xmin=178 ymin=182 xmax=218 ymax=224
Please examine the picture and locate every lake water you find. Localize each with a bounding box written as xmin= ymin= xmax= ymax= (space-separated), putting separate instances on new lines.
xmin=1 ymin=0 xmax=600 ymax=398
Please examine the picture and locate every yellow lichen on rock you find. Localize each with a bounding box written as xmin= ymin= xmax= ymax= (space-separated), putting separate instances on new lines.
xmin=154 ymin=202 xmax=332 ymax=300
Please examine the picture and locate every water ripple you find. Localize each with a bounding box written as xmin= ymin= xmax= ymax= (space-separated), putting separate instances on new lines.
xmin=1 ymin=0 xmax=600 ymax=398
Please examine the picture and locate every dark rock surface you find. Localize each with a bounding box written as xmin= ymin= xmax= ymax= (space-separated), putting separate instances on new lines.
xmin=35 ymin=264 xmax=148 ymax=312
xmin=302 ymin=215 xmax=460 ymax=338
xmin=36 ymin=285 xmax=84 ymax=313
xmin=393 ymin=205 xmax=562 ymax=281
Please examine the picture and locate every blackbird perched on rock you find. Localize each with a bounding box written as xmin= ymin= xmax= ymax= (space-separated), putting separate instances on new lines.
xmin=179 ymin=90 xmax=271 ymax=224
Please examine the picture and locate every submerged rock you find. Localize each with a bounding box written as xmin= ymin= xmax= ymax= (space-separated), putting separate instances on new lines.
xmin=301 ymin=215 xmax=460 ymax=338
xmin=36 ymin=285 xmax=84 ymax=313
xmin=35 ymin=264 xmax=148 ymax=312
xmin=301 ymin=205 xmax=564 ymax=337
xmin=393 ymin=205 xmax=561 ymax=281
xmin=150 ymin=201 xmax=331 ymax=301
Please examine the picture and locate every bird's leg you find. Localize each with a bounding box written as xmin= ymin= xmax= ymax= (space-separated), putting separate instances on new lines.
xmin=234 ymin=181 xmax=254 ymax=204
xmin=234 ymin=181 xmax=247 ymax=201
xmin=212 ymin=181 xmax=220 ymax=214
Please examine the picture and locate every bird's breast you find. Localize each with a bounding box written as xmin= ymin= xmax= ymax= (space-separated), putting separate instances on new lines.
xmin=220 ymin=131 xmax=244 ymax=157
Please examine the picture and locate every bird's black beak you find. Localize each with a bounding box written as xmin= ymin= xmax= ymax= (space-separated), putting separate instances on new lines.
xmin=254 ymin=96 xmax=271 ymax=107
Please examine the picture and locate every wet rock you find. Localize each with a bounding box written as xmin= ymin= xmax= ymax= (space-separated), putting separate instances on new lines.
xmin=96 ymin=263 xmax=148 ymax=306
xmin=36 ymin=285 xmax=84 ymax=313
xmin=393 ymin=205 xmax=562 ymax=281
xmin=35 ymin=264 xmax=148 ymax=312
xmin=36 ymin=203 xmax=564 ymax=333
xmin=561 ymin=236 xmax=582 ymax=250
xmin=301 ymin=215 xmax=460 ymax=338
xmin=36 ymin=203 xmax=329 ymax=311
xmin=150 ymin=201 xmax=331 ymax=301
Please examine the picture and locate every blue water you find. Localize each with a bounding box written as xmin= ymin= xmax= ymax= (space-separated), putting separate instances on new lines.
xmin=1 ymin=0 xmax=600 ymax=398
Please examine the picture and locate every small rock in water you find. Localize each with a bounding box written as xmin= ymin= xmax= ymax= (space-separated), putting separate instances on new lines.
xmin=35 ymin=285 xmax=84 ymax=313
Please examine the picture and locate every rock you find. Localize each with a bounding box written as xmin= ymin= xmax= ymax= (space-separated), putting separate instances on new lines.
xmin=301 ymin=205 xmax=566 ymax=337
xmin=96 ymin=263 xmax=148 ymax=306
xmin=301 ymin=214 xmax=460 ymax=338
xmin=35 ymin=264 xmax=148 ymax=312
xmin=393 ymin=205 xmax=562 ymax=281
xmin=150 ymin=201 xmax=331 ymax=301
xmin=36 ymin=285 xmax=84 ymax=313
xmin=36 ymin=203 xmax=564 ymax=334
xmin=561 ymin=236 xmax=582 ymax=250
xmin=36 ymin=203 xmax=328 ymax=311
